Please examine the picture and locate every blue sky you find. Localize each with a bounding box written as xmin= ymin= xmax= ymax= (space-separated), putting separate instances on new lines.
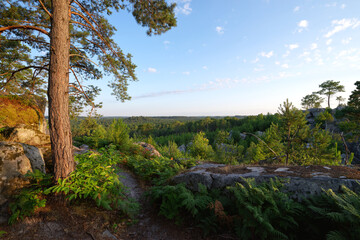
xmin=94 ymin=0 xmax=360 ymax=116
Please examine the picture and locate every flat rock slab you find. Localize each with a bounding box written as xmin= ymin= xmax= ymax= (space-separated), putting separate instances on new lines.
xmin=172 ymin=164 xmax=360 ymax=199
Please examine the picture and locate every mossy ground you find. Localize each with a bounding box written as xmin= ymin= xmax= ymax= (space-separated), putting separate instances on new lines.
xmin=0 ymin=95 xmax=44 ymax=128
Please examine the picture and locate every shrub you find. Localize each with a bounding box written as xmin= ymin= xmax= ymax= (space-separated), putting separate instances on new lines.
xmin=45 ymin=147 xmax=139 ymax=217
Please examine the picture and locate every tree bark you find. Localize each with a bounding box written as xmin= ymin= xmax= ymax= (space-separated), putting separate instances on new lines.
xmin=48 ymin=0 xmax=74 ymax=180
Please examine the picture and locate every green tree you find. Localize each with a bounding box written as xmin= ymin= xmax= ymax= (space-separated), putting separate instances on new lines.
xmin=188 ymin=132 xmax=214 ymax=160
xmin=277 ymin=99 xmax=309 ymax=165
xmin=318 ymin=80 xmax=345 ymax=108
xmin=0 ymin=0 xmax=176 ymax=180
xmin=347 ymin=81 xmax=360 ymax=119
xmin=336 ymin=96 xmax=346 ymax=106
xmin=301 ymin=92 xmax=324 ymax=109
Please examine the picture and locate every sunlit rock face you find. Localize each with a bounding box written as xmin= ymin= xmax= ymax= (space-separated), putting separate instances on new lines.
xmin=2 ymin=124 xmax=50 ymax=146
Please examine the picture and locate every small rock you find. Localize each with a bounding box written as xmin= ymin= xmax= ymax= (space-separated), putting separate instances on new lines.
xmin=323 ymin=166 xmax=331 ymax=170
xmin=102 ymin=230 xmax=118 ymax=240
xmin=274 ymin=168 xmax=289 ymax=172
xmin=339 ymin=176 xmax=347 ymax=179
xmin=246 ymin=167 xmax=264 ymax=173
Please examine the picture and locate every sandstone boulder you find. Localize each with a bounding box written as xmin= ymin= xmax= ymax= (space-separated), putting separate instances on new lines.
xmin=4 ymin=124 xmax=50 ymax=146
xmin=134 ymin=142 xmax=162 ymax=157
xmin=0 ymin=141 xmax=46 ymax=219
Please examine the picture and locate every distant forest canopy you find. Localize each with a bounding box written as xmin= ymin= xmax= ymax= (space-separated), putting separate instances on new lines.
xmin=70 ymin=80 xmax=360 ymax=166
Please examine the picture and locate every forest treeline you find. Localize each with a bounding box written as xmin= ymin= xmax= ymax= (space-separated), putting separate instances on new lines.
xmin=71 ymin=81 xmax=360 ymax=166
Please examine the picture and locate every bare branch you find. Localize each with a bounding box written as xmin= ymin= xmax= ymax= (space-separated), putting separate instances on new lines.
xmin=243 ymin=132 xmax=279 ymax=157
xmin=69 ymin=67 xmax=95 ymax=114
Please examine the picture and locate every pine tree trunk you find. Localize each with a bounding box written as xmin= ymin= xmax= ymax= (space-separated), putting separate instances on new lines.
xmin=48 ymin=0 xmax=74 ymax=180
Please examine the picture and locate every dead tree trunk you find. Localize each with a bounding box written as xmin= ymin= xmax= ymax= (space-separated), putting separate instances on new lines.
xmin=48 ymin=0 xmax=74 ymax=180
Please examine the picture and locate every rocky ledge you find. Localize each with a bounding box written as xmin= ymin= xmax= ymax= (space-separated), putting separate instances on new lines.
xmin=172 ymin=164 xmax=360 ymax=200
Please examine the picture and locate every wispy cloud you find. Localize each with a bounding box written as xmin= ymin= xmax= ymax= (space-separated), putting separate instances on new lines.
xmin=341 ymin=4 xmax=346 ymax=9
xmin=310 ymin=43 xmax=318 ymax=50
xmin=172 ymin=0 xmax=192 ymax=15
xmin=287 ymin=44 xmax=299 ymax=50
xmin=326 ymin=39 xmax=333 ymax=45
xmin=202 ymin=66 xmax=208 ymax=70
xmin=147 ymin=67 xmax=157 ymax=73
xmin=260 ymin=51 xmax=274 ymax=58
xmin=215 ymin=26 xmax=224 ymax=34
xmin=163 ymin=40 xmax=170 ymax=45
xmin=293 ymin=6 xmax=300 ymax=12
xmin=134 ymin=89 xmax=196 ymax=99
xmin=342 ymin=37 xmax=352 ymax=44
xmin=182 ymin=71 xmax=190 ymax=75
xmin=281 ymin=64 xmax=289 ymax=69
xmin=325 ymin=18 xmax=360 ymax=38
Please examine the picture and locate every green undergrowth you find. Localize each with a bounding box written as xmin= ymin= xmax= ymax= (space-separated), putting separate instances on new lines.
xmin=120 ymin=153 xmax=197 ymax=185
xmin=8 ymin=146 xmax=139 ymax=224
xmin=148 ymin=178 xmax=360 ymax=240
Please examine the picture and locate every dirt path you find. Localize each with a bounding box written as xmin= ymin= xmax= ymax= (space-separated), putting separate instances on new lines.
xmin=0 ymin=168 xmax=229 ymax=240
xmin=117 ymin=169 xmax=210 ymax=240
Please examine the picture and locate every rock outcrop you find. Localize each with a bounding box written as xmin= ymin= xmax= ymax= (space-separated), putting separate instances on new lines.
xmin=3 ymin=124 xmax=50 ymax=146
xmin=172 ymin=164 xmax=360 ymax=200
xmin=0 ymin=141 xmax=46 ymax=222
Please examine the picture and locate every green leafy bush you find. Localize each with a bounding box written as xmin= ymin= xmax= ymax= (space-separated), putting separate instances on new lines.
xmin=188 ymin=132 xmax=214 ymax=160
xmin=124 ymin=155 xmax=183 ymax=185
xmin=45 ymin=147 xmax=139 ymax=217
xmin=8 ymin=170 xmax=52 ymax=225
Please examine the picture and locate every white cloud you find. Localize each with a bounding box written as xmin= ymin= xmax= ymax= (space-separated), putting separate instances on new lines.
xmin=172 ymin=0 xmax=192 ymax=15
xmin=325 ymin=18 xmax=360 ymax=38
xmin=254 ymin=68 xmax=264 ymax=72
xmin=341 ymin=4 xmax=346 ymax=9
xmin=298 ymin=20 xmax=308 ymax=28
xmin=293 ymin=6 xmax=300 ymax=12
xmin=281 ymin=64 xmax=289 ymax=69
xmin=287 ymin=44 xmax=299 ymax=50
xmin=275 ymin=61 xmax=280 ymax=65
xmin=260 ymin=51 xmax=274 ymax=58
xmin=342 ymin=37 xmax=352 ymax=44
xmin=147 ymin=67 xmax=157 ymax=73
xmin=202 ymin=66 xmax=208 ymax=70
xmin=252 ymin=57 xmax=260 ymax=63
xmin=163 ymin=40 xmax=170 ymax=45
xmin=327 ymin=47 xmax=333 ymax=52
xmin=326 ymin=39 xmax=333 ymax=45
xmin=325 ymin=2 xmax=337 ymax=7
xmin=310 ymin=43 xmax=318 ymax=50
xmin=215 ymin=26 xmax=224 ymax=34
xmin=182 ymin=71 xmax=190 ymax=75
xmin=283 ymin=50 xmax=290 ymax=58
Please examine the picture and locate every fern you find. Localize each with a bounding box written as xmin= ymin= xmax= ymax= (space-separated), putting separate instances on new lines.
xmin=228 ymin=178 xmax=299 ymax=240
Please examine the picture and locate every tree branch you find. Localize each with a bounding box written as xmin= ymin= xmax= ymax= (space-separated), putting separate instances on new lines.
xmin=0 ymin=25 xmax=49 ymax=36
xmin=0 ymin=65 xmax=49 ymax=91
xmin=69 ymin=68 xmax=95 ymax=114
xmin=37 ymin=0 xmax=52 ymax=18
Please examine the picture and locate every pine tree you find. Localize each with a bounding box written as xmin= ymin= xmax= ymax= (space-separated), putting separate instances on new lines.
xmin=0 ymin=0 xmax=177 ymax=180
xmin=318 ymin=80 xmax=345 ymax=108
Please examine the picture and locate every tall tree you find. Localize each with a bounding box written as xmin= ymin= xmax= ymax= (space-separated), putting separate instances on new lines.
xmin=0 ymin=0 xmax=177 ymax=180
xmin=301 ymin=92 xmax=324 ymax=109
xmin=318 ymin=80 xmax=345 ymax=108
